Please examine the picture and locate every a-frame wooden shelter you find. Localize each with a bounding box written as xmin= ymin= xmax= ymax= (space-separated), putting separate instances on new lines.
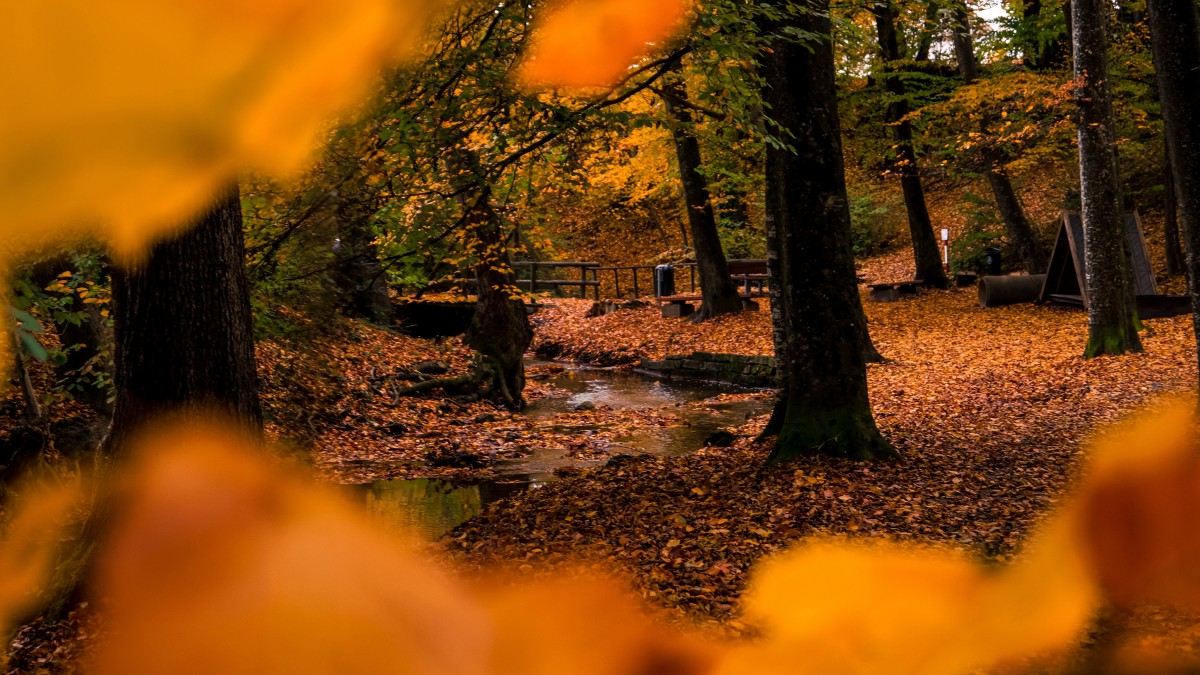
xmin=1038 ymin=210 xmax=1157 ymax=308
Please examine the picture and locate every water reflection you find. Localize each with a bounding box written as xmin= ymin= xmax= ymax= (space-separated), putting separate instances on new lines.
xmin=362 ymin=363 xmax=769 ymax=539
xmin=361 ymin=477 xmax=534 ymax=540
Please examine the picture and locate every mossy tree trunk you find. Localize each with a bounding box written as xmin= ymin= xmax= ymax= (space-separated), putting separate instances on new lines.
xmin=659 ymin=69 xmax=743 ymax=322
xmin=448 ymin=149 xmax=532 ymax=410
xmin=759 ymin=0 xmax=895 ymax=462
xmin=1072 ymin=0 xmax=1143 ymax=358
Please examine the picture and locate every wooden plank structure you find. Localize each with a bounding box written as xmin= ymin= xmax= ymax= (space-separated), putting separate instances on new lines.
xmin=1038 ymin=211 xmax=1190 ymax=318
xmin=457 ymin=261 xmax=601 ymax=299
xmin=868 ymin=280 xmax=926 ymax=303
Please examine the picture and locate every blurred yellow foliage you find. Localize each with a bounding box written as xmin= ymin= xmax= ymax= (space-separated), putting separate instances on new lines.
xmin=0 ymin=482 xmax=81 ymax=632
xmin=519 ymin=0 xmax=688 ymax=89
xmin=715 ymin=531 xmax=1095 ymax=675
xmin=1 ymin=0 xmax=438 ymax=261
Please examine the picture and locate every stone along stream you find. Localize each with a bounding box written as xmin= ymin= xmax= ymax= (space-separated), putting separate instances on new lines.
xmin=360 ymin=363 xmax=770 ymax=539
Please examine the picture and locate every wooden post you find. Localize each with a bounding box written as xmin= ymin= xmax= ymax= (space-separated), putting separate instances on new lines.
xmin=613 ymin=269 xmax=621 ymax=298
xmin=592 ymin=268 xmax=600 ymax=300
xmin=689 ymin=265 xmax=696 ymax=292
xmin=578 ymin=264 xmax=586 ymax=298
xmin=530 ymin=263 xmax=538 ymax=293
xmin=632 ymin=268 xmax=639 ymax=298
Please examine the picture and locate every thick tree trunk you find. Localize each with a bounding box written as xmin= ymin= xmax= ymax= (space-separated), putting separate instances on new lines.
xmin=1073 ymin=0 xmax=1143 ymax=357
xmin=660 ymin=73 xmax=743 ymax=322
xmin=106 ymin=184 xmax=263 ymax=452
xmin=47 ymin=184 xmax=263 ymax=620
xmin=449 ymin=150 xmax=533 ymax=410
xmin=951 ymin=7 xmax=1049 ymax=275
xmin=987 ymin=170 xmax=1050 ymax=273
xmin=874 ymin=1 xmax=949 ymax=289
xmin=760 ymin=0 xmax=894 ymax=462
xmin=1148 ymin=0 xmax=1200 ymax=384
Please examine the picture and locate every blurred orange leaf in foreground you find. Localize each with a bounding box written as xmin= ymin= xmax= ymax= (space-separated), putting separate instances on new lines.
xmin=519 ymin=0 xmax=688 ymax=89
xmin=3 ymin=405 xmax=1200 ymax=672
xmin=0 ymin=0 xmax=438 ymax=260
xmin=89 ymin=423 xmax=490 ymax=675
xmin=1073 ymin=403 xmax=1200 ymax=611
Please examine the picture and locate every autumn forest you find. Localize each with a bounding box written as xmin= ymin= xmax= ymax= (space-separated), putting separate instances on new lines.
xmin=5 ymin=0 xmax=1200 ymax=672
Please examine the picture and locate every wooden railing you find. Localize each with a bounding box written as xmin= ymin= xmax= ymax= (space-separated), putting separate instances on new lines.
xmin=455 ymin=260 xmax=766 ymax=301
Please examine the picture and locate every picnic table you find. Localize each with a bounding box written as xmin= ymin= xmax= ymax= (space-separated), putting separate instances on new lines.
xmin=657 ymin=259 xmax=768 ymax=318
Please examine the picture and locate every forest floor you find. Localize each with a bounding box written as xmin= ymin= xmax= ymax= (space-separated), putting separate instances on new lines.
xmin=7 ymin=251 xmax=1200 ymax=671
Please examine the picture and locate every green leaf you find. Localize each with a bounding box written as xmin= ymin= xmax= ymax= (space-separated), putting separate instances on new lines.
xmin=18 ymin=332 xmax=48 ymax=361
xmin=7 ymin=307 xmax=43 ymax=333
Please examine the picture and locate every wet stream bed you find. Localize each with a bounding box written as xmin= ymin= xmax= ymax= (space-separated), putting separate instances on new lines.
xmin=358 ymin=362 xmax=770 ymax=539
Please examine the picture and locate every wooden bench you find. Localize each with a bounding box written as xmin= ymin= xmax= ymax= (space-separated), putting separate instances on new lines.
xmin=658 ymin=292 xmax=763 ymax=318
xmin=867 ymin=279 xmax=926 ymax=303
xmin=727 ymin=259 xmax=769 ymax=295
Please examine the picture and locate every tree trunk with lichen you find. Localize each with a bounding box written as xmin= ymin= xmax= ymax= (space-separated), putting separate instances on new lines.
xmin=759 ymin=0 xmax=894 ymax=462
xmin=1073 ymin=0 xmax=1143 ymax=357
xmin=660 ymin=71 xmax=743 ymax=322
xmin=448 ymin=149 xmax=532 ymax=410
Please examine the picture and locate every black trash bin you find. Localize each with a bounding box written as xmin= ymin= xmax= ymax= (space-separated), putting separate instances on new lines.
xmin=654 ymin=264 xmax=675 ymax=297
xmin=983 ymin=246 xmax=1002 ymax=276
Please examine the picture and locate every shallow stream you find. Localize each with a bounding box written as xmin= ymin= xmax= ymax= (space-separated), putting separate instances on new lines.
xmin=359 ymin=363 xmax=768 ymax=539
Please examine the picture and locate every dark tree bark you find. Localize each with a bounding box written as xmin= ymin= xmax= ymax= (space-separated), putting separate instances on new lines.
xmin=949 ymin=7 xmax=1049 ymax=274
xmin=873 ymin=0 xmax=949 ymax=289
xmin=1164 ymin=150 xmax=1185 ymax=276
xmin=914 ymin=0 xmax=941 ymax=63
xmin=449 ymin=150 xmax=533 ymax=409
xmin=1148 ymin=0 xmax=1200 ymax=383
xmin=986 ymin=170 xmax=1050 ymax=273
xmin=951 ymin=3 xmax=979 ymax=81
xmin=759 ymin=0 xmax=894 ymax=462
xmin=105 ymin=184 xmax=263 ymax=452
xmin=332 ymin=195 xmax=392 ymax=323
xmin=659 ymin=72 xmax=744 ymax=322
xmin=1073 ymin=0 xmax=1143 ymax=357
xmin=46 ymin=185 xmax=263 ymax=619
